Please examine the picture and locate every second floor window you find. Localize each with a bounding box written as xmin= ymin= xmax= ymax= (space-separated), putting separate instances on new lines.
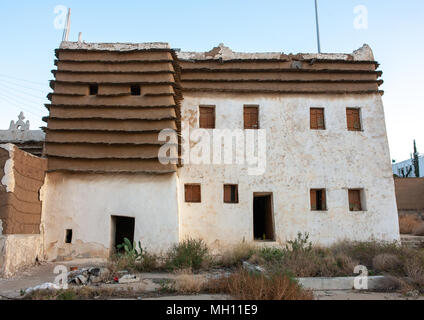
xmin=310 ymin=189 xmax=326 ymax=210
xmin=224 ymin=184 xmax=239 ymax=203
xmin=346 ymin=108 xmax=361 ymax=131
xmin=244 ymin=105 xmax=259 ymax=129
xmin=310 ymin=108 xmax=325 ymax=130
xmin=185 ymin=184 xmax=201 ymax=203
xmin=199 ymin=106 xmax=215 ymax=129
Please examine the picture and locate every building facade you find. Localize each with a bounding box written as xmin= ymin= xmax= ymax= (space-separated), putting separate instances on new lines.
xmin=392 ymin=156 xmax=424 ymax=177
xmin=39 ymin=41 xmax=400 ymax=260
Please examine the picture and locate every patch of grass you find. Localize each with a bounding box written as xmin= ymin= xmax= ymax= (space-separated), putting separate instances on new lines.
xmin=174 ymin=269 xmax=207 ymax=294
xmin=165 ymin=238 xmax=209 ymax=271
xmin=109 ymin=250 xmax=160 ymax=275
xmin=205 ymin=268 xmax=313 ymax=300
xmin=23 ymin=286 xmax=128 ymax=300
xmin=217 ymin=242 xmax=257 ymax=267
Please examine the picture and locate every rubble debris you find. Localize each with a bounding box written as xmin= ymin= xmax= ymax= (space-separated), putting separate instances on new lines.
xmin=25 ymin=282 xmax=61 ymax=295
xmin=118 ymin=274 xmax=139 ymax=284
xmin=67 ymin=267 xmax=109 ymax=285
xmin=242 ymin=261 xmax=265 ymax=273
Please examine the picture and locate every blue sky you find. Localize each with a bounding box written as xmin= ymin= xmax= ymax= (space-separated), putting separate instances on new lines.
xmin=0 ymin=0 xmax=423 ymax=161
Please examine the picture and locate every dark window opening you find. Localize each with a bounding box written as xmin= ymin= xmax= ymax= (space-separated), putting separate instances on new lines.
xmin=224 ymin=184 xmax=238 ymax=203
xmin=65 ymin=229 xmax=73 ymax=243
xmin=131 ymin=85 xmax=141 ymax=96
xmin=112 ymin=216 xmax=135 ymax=252
xmin=348 ymin=189 xmax=363 ymax=211
xmin=89 ymin=84 xmax=98 ymax=95
xmin=253 ymin=194 xmax=275 ymax=241
xmin=199 ymin=105 xmax=216 ymax=129
xmin=185 ymin=184 xmax=201 ymax=203
xmin=310 ymin=189 xmax=326 ymax=211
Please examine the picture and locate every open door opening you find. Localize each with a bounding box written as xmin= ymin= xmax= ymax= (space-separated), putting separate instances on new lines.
xmin=253 ymin=194 xmax=275 ymax=241
xmin=111 ymin=216 xmax=135 ymax=252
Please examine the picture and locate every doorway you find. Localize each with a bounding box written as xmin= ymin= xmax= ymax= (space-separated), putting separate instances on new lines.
xmin=253 ymin=193 xmax=275 ymax=241
xmin=111 ymin=216 xmax=135 ymax=251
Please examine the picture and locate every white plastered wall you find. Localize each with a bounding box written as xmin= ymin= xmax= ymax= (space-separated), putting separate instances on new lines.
xmin=40 ymin=172 xmax=179 ymax=260
xmin=177 ymin=93 xmax=400 ymax=250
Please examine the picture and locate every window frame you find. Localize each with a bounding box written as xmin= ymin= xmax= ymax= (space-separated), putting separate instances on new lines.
xmin=310 ymin=188 xmax=327 ymax=211
xmin=310 ymin=107 xmax=326 ymax=130
xmin=89 ymin=84 xmax=98 ymax=95
xmin=184 ymin=184 xmax=201 ymax=203
xmin=130 ymin=84 xmax=141 ymax=96
xmin=224 ymin=184 xmax=239 ymax=204
xmin=243 ymin=105 xmax=259 ymax=129
xmin=346 ymin=107 xmax=362 ymax=131
xmin=199 ymin=105 xmax=216 ymax=129
xmin=348 ymin=189 xmax=364 ymax=211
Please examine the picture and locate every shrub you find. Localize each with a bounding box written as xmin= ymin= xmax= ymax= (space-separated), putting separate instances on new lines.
xmin=399 ymin=215 xmax=423 ymax=234
xmin=372 ymin=254 xmax=402 ymax=273
xmin=258 ymin=247 xmax=285 ymax=262
xmin=166 ymin=238 xmax=209 ymax=271
xmin=218 ymin=242 xmax=257 ymax=267
xmin=205 ymin=268 xmax=313 ymax=300
xmin=174 ymin=269 xmax=207 ymax=294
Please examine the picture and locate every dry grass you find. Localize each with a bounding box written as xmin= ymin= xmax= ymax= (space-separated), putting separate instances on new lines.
xmin=218 ymin=242 xmax=257 ymax=267
xmin=23 ymin=286 xmax=133 ymax=300
xmin=174 ymin=269 xmax=207 ymax=294
xmin=205 ymin=269 xmax=313 ymax=300
xmin=399 ymin=215 xmax=424 ymax=235
xmin=372 ymin=254 xmax=402 ymax=273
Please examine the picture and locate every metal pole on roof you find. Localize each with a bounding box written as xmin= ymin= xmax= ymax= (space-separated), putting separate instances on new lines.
xmin=62 ymin=8 xmax=71 ymax=41
xmin=314 ymin=0 xmax=321 ymax=53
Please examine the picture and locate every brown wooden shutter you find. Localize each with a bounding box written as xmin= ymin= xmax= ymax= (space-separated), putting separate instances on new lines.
xmin=310 ymin=108 xmax=325 ymax=129
xmin=185 ymin=184 xmax=201 ymax=202
xmin=244 ymin=105 xmax=259 ymax=129
xmin=310 ymin=189 xmax=317 ymax=210
xmin=199 ymin=106 xmax=215 ymax=129
xmin=321 ymin=190 xmax=326 ymax=210
xmin=224 ymin=185 xmax=238 ymax=203
xmin=348 ymin=189 xmax=362 ymax=211
xmin=346 ymin=108 xmax=361 ymax=131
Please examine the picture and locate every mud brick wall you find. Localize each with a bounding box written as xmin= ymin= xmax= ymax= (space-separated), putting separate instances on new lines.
xmin=0 ymin=144 xmax=47 ymax=234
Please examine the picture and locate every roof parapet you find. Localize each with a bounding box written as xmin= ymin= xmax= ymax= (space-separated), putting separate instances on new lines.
xmin=59 ymin=41 xmax=171 ymax=51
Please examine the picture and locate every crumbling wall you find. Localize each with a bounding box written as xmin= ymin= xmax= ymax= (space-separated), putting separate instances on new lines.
xmin=0 ymin=144 xmax=47 ymax=234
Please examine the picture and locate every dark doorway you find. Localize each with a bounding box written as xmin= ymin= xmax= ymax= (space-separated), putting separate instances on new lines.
xmin=112 ymin=216 xmax=135 ymax=251
xmin=253 ymin=194 xmax=275 ymax=241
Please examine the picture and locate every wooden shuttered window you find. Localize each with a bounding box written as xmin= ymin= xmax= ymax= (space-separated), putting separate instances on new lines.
xmin=346 ymin=108 xmax=361 ymax=131
xmin=185 ymin=184 xmax=201 ymax=203
xmin=310 ymin=189 xmax=326 ymax=211
xmin=348 ymin=189 xmax=362 ymax=211
xmin=310 ymin=108 xmax=325 ymax=130
xmin=243 ymin=105 xmax=259 ymax=129
xmin=199 ymin=106 xmax=215 ymax=129
xmin=224 ymin=184 xmax=238 ymax=203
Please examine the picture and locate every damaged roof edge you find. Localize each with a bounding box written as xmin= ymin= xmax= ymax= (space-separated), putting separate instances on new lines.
xmin=59 ymin=41 xmax=171 ymax=51
xmin=177 ymin=43 xmax=375 ymax=62
xmin=59 ymin=41 xmax=375 ymax=62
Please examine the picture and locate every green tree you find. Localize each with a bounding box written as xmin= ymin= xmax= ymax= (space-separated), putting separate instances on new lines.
xmin=412 ymin=139 xmax=420 ymax=177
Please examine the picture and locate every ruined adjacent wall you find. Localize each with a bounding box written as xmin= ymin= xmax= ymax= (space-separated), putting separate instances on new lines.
xmin=0 ymin=144 xmax=47 ymax=234
xmin=394 ymin=178 xmax=424 ymax=218
xmin=40 ymin=172 xmax=179 ymax=260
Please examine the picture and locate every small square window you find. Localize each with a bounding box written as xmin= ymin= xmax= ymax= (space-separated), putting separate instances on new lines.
xmin=224 ymin=184 xmax=239 ymax=203
xmin=65 ymin=229 xmax=73 ymax=243
xmin=89 ymin=84 xmax=98 ymax=95
xmin=310 ymin=108 xmax=325 ymax=130
xmin=348 ymin=189 xmax=363 ymax=211
xmin=131 ymin=85 xmax=141 ymax=96
xmin=310 ymin=189 xmax=326 ymax=211
xmin=185 ymin=184 xmax=201 ymax=203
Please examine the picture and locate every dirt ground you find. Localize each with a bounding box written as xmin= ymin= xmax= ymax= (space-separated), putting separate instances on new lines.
xmin=0 ymin=260 xmax=422 ymax=300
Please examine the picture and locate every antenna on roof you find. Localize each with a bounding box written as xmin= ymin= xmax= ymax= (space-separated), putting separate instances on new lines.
xmin=314 ymin=0 xmax=321 ymax=53
xmin=62 ymin=8 xmax=71 ymax=41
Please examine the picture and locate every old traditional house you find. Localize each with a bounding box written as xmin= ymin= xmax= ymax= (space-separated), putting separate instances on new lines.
xmin=37 ymin=41 xmax=400 ymax=260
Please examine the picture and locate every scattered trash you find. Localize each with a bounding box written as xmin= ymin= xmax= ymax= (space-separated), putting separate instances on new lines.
xmin=405 ymin=290 xmax=419 ymax=297
xmin=70 ymin=266 xmax=78 ymax=271
xmin=25 ymin=282 xmax=61 ymax=295
xmin=118 ymin=274 xmax=139 ymax=284
xmin=242 ymin=261 xmax=265 ymax=273
xmin=67 ymin=267 xmax=109 ymax=285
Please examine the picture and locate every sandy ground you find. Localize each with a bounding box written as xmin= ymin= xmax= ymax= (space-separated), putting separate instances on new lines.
xmin=0 ymin=260 xmax=422 ymax=300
